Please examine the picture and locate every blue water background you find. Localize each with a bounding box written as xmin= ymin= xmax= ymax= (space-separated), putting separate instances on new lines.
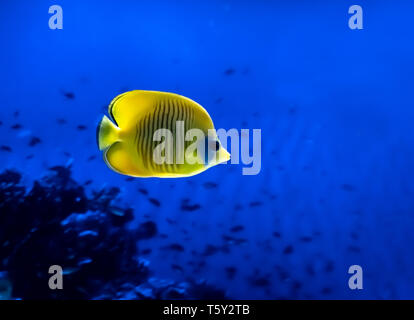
xmin=1 ymin=0 xmax=414 ymax=299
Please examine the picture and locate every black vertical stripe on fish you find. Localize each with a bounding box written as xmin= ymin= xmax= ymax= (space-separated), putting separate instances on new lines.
xmin=150 ymin=102 xmax=161 ymax=171
xmin=182 ymin=100 xmax=189 ymax=162
xmin=172 ymin=99 xmax=180 ymax=171
xmin=136 ymin=119 xmax=143 ymax=162
xmin=177 ymin=98 xmax=184 ymax=168
xmin=147 ymin=109 xmax=154 ymax=171
xmin=158 ymin=100 xmax=165 ymax=172
xmin=134 ymin=123 xmax=139 ymax=146
xmin=145 ymin=113 xmax=153 ymax=171
xmin=181 ymin=101 xmax=187 ymax=156
xmin=160 ymin=101 xmax=168 ymax=173
xmin=137 ymin=116 xmax=144 ymax=169
xmin=176 ymin=99 xmax=184 ymax=166
xmin=142 ymin=114 xmax=150 ymax=170
xmin=147 ymin=112 xmax=154 ymax=172
xmin=140 ymin=116 xmax=147 ymax=170
xmin=168 ymin=99 xmax=176 ymax=172
xmin=154 ymin=101 xmax=164 ymax=173
xmin=164 ymin=99 xmax=171 ymax=173
xmin=161 ymin=99 xmax=170 ymax=173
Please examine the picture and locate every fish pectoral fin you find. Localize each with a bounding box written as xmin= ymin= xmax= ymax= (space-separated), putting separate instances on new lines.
xmin=103 ymin=142 xmax=141 ymax=176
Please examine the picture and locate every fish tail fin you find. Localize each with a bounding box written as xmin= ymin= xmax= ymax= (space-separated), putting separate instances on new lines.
xmin=97 ymin=115 xmax=120 ymax=150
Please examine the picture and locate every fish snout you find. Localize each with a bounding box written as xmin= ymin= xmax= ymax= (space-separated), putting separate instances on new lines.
xmin=218 ymin=147 xmax=231 ymax=163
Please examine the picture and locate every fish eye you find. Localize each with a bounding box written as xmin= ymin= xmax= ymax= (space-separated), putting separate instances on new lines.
xmin=214 ymin=141 xmax=220 ymax=151
xmin=208 ymin=140 xmax=220 ymax=151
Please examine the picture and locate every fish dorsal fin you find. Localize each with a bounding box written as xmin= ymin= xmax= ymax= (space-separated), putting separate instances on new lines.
xmin=108 ymin=90 xmax=160 ymax=129
xmin=108 ymin=90 xmax=211 ymax=130
xmin=104 ymin=141 xmax=148 ymax=177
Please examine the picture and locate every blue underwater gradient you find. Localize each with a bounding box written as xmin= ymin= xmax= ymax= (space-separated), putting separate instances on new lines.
xmin=0 ymin=0 xmax=414 ymax=299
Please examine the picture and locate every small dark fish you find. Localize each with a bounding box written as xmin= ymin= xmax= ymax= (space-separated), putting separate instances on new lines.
xmin=341 ymin=184 xmax=356 ymax=192
xmin=63 ymin=151 xmax=71 ymax=157
xmin=203 ymin=182 xmax=218 ymax=189
xmin=57 ymin=118 xmax=67 ymax=125
xmin=321 ymin=287 xmax=332 ymax=295
xmin=148 ymin=198 xmax=161 ymax=207
xmin=250 ymin=277 xmax=270 ymax=287
xmin=84 ymin=180 xmax=93 ymax=186
xmin=275 ymin=265 xmax=290 ymax=281
xmin=305 ymin=264 xmax=315 ymax=277
xmin=166 ymin=218 xmax=177 ymax=225
xmin=283 ymin=245 xmax=294 ymax=255
xmin=292 ymin=281 xmax=303 ymax=291
xmin=13 ymin=110 xmax=20 ymax=118
xmin=77 ymin=125 xmax=87 ymax=131
xmin=221 ymin=245 xmax=231 ymax=254
xmin=225 ymin=267 xmax=237 ymax=280
xmin=141 ymin=248 xmax=152 ymax=255
xmin=26 ymin=154 xmax=34 ymax=160
xmin=214 ymin=98 xmax=223 ymax=104
xmin=350 ymin=232 xmax=359 ymax=240
xmin=288 ymin=107 xmax=297 ymax=115
xmin=224 ymin=68 xmax=236 ymax=75
xmin=324 ymin=260 xmax=335 ymax=273
xmin=48 ymin=166 xmax=69 ymax=176
xmin=63 ymin=91 xmax=75 ymax=99
xmin=138 ymin=188 xmax=148 ymax=195
xmin=159 ymin=233 xmax=168 ymax=239
xmin=0 ymin=120 xmax=2 ymax=126
xmin=125 ymin=177 xmax=134 ymax=182
xmin=299 ymin=236 xmax=312 ymax=243
xmin=87 ymin=155 xmax=96 ymax=161
xmin=202 ymin=244 xmax=221 ymax=256
xmin=171 ymin=264 xmax=184 ymax=273
xmin=181 ymin=198 xmax=201 ymax=212
xmin=347 ymin=245 xmax=361 ymax=253
xmin=11 ymin=123 xmax=22 ymax=130
xmin=136 ymin=221 xmax=158 ymax=240
xmin=162 ymin=243 xmax=185 ymax=252
xmin=0 ymin=145 xmax=12 ymax=152
xmin=234 ymin=204 xmax=243 ymax=211
xmin=222 ymin=235 xmax=247 ymax=245
xmin=28 ymin=137 xmax=41 ymax=147
xmin=272 ymin=232 xmax=282 ymax=238
xmin=230 ymin=225 xmax=244 ymax=233
xmin=249 ymin=201 xmax=263 ymax=207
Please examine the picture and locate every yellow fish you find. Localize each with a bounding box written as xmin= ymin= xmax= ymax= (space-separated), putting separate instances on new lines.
xmin=97 ymin=90 xmax=230 ymax=178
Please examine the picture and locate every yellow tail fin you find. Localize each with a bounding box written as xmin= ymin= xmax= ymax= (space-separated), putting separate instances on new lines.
xmin=97 ymin=115 xmax=120 ymax=150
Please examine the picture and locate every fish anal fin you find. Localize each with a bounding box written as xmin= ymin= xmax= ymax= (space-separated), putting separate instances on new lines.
xmin=104 ymin=142 xmax=146 ymax=177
